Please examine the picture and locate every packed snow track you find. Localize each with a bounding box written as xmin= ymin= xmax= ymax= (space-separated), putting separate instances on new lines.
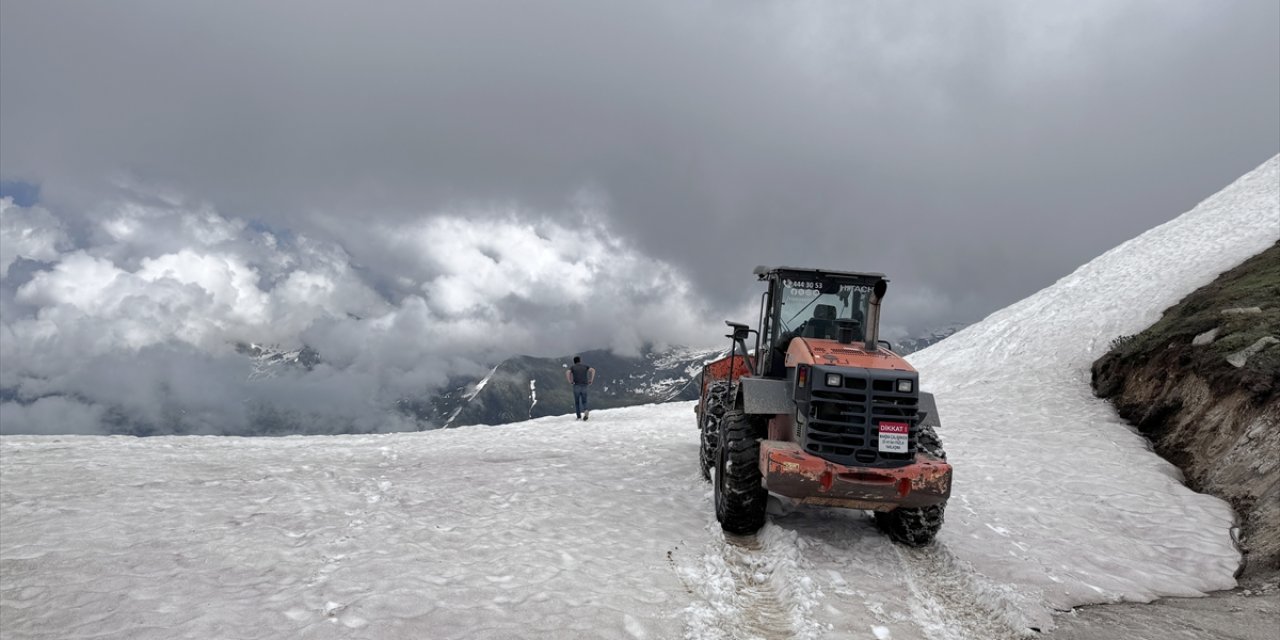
xmin=2 ymin=407 xmax=1035 ymax=640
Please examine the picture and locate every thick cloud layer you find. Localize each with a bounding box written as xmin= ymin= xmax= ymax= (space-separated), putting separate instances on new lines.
xmin=0 ymin=196 xmax=715 ymax=434
xmin=3 ymin=1 xmax=1276 ymax=325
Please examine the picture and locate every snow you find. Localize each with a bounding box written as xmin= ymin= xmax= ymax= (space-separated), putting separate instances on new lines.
xmin=243 ymin=343 xmax=311 ymax=381
xmin=2 ymin=156 xmax=1278 ymax=638
xmin=907 ymin=153 xmax=1279 ymax=619
xmin=631 ymin=375 xmax=688 ymax=399
xmin=651 ymin=346 xmax=725 ymax=372
xmin=615 ymin=347 xmax=725 ymax=400
xmin=444 ymin=363 xmax=504 ymax=427
xmin=443 ymin=405 xmax=465 ymax=427
xmin=1 ymin=407 xmax=711 ymax=639
xmin=463 ymin=363 xmax=503 ymax=402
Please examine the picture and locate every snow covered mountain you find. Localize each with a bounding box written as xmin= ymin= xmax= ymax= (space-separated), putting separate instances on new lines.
xmin=228 ymin=342 xmax=724 ymax=428
xmin=422 ymin=346 xmax=725 ymax=427
xmin=12 ymin=334 xmax=945 ymax=435
xmin=893 ymin=323 xmax=966 ymax=355
xmin=1 ymin=155 xmax=1276 ymax=639
xmin=412 ymin=333 xmax=959 ymax=429
xmin=201 ymin=343 xmax=726 ymax=431
xmin=234 ymin=342 xmax=323 ymax=380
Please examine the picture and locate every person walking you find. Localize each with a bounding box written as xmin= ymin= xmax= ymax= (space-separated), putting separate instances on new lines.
xmin=565 ymin=356 xmax=596 ymax=420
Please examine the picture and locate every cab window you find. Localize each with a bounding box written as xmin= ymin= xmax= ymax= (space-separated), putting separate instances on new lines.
xmin=777 ymin=279 xmax=871 ymax=341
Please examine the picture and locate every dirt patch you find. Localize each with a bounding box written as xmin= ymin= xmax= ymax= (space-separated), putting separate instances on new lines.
xmin=1047 ymin=583 xmax=1280 ymax=640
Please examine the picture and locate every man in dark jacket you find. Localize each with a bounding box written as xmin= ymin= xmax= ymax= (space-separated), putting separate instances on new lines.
xmin=565 ymin=356 xmax=596 ymax=420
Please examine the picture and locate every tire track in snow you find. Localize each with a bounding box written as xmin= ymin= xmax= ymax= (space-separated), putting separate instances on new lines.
xmin=894 ymin=542 xmax=1031 ymax=640
xmin=290 ymin=448 xmax=402 ymax=630
xmin=756 ymin=506 xmax=1040 ymax=639
xmin=677 ymin=521 xmax=823 ymax=640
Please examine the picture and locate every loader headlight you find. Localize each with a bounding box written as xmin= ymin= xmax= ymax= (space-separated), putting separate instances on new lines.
xmin=897 ymin=379 xmax=913 ymax=393
xmin=825 ymin=373 xmax=842 ymax=387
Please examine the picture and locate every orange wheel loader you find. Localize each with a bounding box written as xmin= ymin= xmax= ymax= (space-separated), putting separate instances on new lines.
xmin=696 ymin=266 xmax=951 ymax=545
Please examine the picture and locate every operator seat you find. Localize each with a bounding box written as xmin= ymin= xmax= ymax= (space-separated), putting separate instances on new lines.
xmin=804 ymin=304 xmax=837 ymax=340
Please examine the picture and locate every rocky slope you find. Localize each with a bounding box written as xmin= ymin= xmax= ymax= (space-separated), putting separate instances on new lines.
xmin=1092 ymin=241 xmax=1279 ymax=581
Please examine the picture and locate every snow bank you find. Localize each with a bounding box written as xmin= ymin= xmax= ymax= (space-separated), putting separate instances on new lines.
xmin=909 ymin=154 xmax=1280 ymax=615
xmin=0 ymin=405 xmax=711 ymax=640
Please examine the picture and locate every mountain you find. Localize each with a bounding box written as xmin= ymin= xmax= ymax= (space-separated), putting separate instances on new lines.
xmin=424 ymin=328 xmax=968 ymax=428
xmin=7 ymin=331 xmax=946 ymax=437
xmin=893 ymin=323 xmax=966 ymax=355
xmin=235 ymin=333 xmax=967 ymax=431
xmin=234 ymin=342 xmax=322 ymax=379
xmin=224 ymin=343 xmax=727 ymax=430
xmin=422 ymin=346 xmax=726 ymax=427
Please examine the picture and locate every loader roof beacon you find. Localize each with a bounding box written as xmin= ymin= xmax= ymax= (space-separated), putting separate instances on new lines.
xmin=696 ymin=266 xmax=952 ymax=545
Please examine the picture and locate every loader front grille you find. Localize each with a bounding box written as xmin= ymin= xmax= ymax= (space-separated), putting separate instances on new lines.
xmin=800 ymin=366 xmax=919 ymax=468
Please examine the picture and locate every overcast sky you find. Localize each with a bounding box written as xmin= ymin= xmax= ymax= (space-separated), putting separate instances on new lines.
xmin=1 ymin=1 xmax=1277 ymax=434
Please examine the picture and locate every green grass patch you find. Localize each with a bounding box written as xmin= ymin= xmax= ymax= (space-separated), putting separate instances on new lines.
xmin=1109 ymin=242 xmax=1280 ymax=377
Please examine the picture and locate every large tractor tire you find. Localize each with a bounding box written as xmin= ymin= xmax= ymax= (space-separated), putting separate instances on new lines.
xmin=714 ymin=409 xmax=768 ymax=535
xmin=874 ymin=504 xmax=945 ymax=547
xmin=698 ymin=380 xmax=732 ymax=481
xmin=917 ymin=424 xmax=946 ymax=460
xmin=875 ymin=425 xmax=947 ymax=546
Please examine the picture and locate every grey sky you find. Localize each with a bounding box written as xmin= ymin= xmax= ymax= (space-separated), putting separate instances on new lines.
xmin=3 ymin=1 xmax=1278 ymax=325
xmin=1 ymin=1 xmax=1278 ymax=434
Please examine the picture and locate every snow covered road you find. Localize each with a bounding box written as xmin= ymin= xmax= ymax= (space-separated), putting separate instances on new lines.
xmin=2 ymin=406 xmax=1034 ymax=640
xmin=2 ymin=407 xmax=701 ymax=639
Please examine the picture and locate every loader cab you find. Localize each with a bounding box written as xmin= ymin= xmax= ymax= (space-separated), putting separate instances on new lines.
xmin=752 ymin=266 xmax=888 ymax=377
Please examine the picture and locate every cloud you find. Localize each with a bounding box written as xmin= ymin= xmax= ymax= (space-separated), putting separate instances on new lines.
xmin=0 ymin=197 xmax=69 ymax=277
xmin=0 ymin=195 xmax=717 ymax=434
xmin=0 ymin=396 xmax=105 ymax=435
xmin=2 ymin=2 xmax=1275 ymax=328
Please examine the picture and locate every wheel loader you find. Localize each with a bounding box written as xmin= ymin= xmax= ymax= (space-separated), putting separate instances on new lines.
xmin=696 ymin=266 xmax=951 ymax=545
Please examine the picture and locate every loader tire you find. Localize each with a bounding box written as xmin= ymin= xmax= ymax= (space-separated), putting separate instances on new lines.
xmin=714 ymin=409 xmax=767 ymax=535
xmin=874 ymin=503 xmax=945 ymax=547
xmin=917 ymin=424 xmax=946 ymax=460
xmin=699 ymin=380 xmax=732 ymax=481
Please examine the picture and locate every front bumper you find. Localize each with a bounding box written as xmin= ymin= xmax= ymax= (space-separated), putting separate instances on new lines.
xmin=761 ymin=440 xmax=952 ymax=511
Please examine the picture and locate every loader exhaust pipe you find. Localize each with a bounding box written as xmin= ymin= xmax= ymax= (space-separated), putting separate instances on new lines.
xmin=865 ymin=279 xmax=887 ymax=352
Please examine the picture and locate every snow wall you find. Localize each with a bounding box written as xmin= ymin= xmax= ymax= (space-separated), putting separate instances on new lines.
xmin=908 ymin=154 xmax=1280 ymax=617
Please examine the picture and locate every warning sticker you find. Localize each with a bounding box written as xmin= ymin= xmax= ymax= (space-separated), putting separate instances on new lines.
xmin=878 ymin=421 xmax=909 ymax=454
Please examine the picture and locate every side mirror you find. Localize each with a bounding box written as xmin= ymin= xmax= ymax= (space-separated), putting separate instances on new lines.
xmin=725 ymin=320 xmax=751 ymax=341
